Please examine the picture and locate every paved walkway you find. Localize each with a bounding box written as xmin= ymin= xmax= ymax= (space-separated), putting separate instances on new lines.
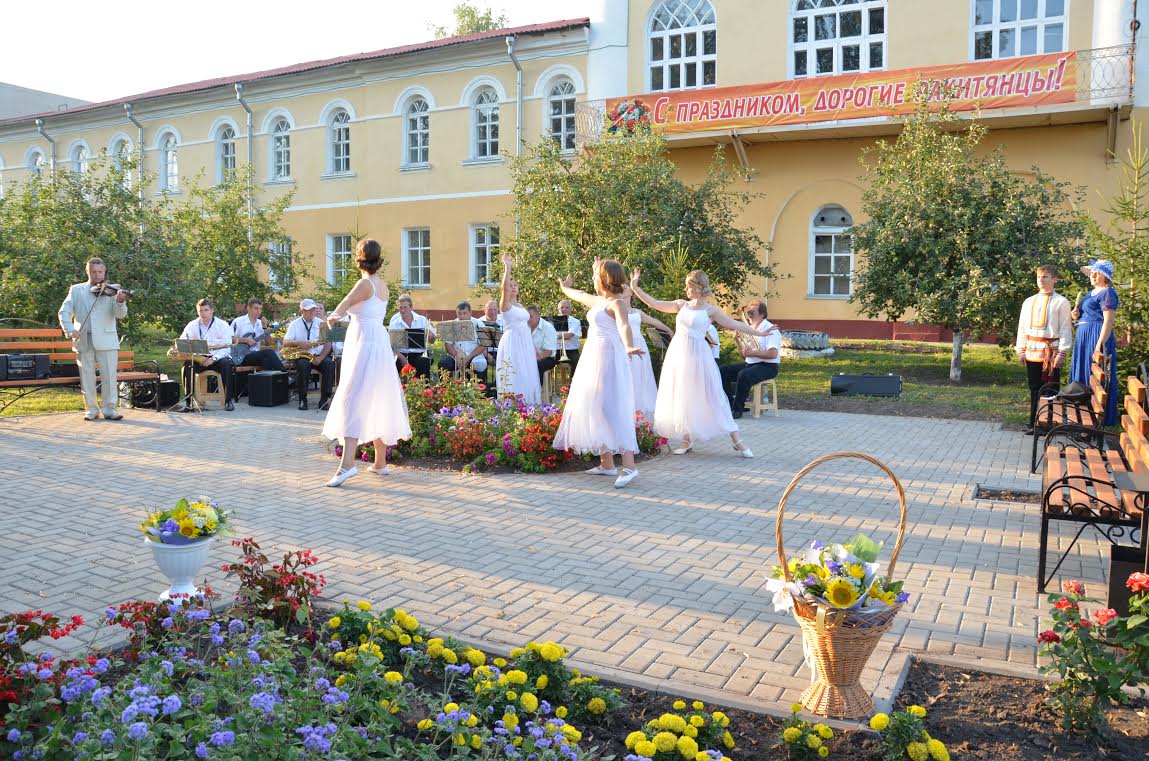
xmin=0 ymin=404 xmax=1107 ymax=715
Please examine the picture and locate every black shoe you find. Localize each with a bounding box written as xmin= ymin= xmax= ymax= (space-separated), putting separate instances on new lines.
xmin=731 ymin=410 xmax=743 ymax=420
xmin=1023 ymin=426 xmax=1035 ymax=436
xmin=298 ymin=398 xmax=308 ymax=411
xmin=225 ymin=400 xmax=235 ymax=411
xmin=317 ymin=396 xmax=331 ymax=411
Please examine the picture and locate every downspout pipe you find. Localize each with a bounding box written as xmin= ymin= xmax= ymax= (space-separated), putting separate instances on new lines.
xmin=235 ymin=82 xmax=255 ymax=241
xmin=123 ymin=103 xmax=144 ymax=201
xmin=34 ymin=118 xmax=56 ymax=174
xmin=506 ymin=35 xmax=523 ymax=159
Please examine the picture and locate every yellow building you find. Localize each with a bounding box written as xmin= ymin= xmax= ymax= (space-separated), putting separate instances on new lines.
xmin=0 ymin=2 xmax=1142 ymax=334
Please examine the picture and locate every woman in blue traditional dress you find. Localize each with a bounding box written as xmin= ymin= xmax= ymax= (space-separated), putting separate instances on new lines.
xmin=1069 ymin=259 xmax=1119 ymax=426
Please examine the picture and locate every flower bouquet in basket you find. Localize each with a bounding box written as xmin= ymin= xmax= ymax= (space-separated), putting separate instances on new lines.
xmin=140 ymin=497 xmax=229 ymax=545
xmin=768 ymin=452 xmax=910 ymax=719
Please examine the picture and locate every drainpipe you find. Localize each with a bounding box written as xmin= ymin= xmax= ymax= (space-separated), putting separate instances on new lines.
xmin=506 ymin=35 xmax=523 ymax=159
xmin=34 ymin=118 xmax=56 ymax=174
xmin=123 ymin=103 xmax=144 ymax=201
xmin=235 ymin=82 xmax=255 ymax=241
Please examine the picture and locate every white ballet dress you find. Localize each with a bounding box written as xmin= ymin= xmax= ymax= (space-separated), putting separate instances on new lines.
xmin=554 ymin=303 xmax=638 ymax=455
xmin=321 ymin=280 xmax=412 ymax=445
xmin=654 ymin=305 xmax=738 ymax=444
xmin=495 ymin=304 xmax=541 ymax=404
xmin=628 ymin=310 xmax=658 ymax=419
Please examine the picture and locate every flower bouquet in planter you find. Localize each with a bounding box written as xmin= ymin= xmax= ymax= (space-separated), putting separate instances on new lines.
xmin=767 ymin=452 xmax=910 ymax=719
xmin=140 ymin=498 xmax=229 ymax=600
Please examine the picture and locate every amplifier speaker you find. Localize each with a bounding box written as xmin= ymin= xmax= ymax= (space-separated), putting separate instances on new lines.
xmin=131 ymin=379 xmax=180 ymax=409
xmin=830 ymin=373 xmax=902 ymax=397
xmin=248 ymin=371 xmax=289 ymax=407
xmin=2 ymin=354 xmax=51 ymax=381
xmin=0 ymin=354 xmax=6 ymax=381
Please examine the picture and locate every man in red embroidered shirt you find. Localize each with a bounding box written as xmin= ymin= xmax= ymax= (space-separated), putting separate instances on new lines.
xmin=1015 ymin=264 xmax=1073 ymax=435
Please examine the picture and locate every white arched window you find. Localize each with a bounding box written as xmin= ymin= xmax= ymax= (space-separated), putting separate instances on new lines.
xmin=70 ymin=144 xmax=89 ymax=174
xmin=329 ymin=110 xmax=351 ymax=174
xmin=810 ymin=205 xmax=854 ymax=297
xmin=791 ymin=0 xmax=886 ymax=77
xmin=27 ymin=149 xmax=46 ymax=177
xmin=648 ymin=0 xmax=717 ymax=92
xmin=547 ymin=79 xmax=577 ymax=151
xmin=159 ymin=133 xmax=179 ymax=191
xmin=271 ymin=118 xmax=291 ymax=180
xmin=110 ymin=138 xmax=132 ymax=189
xmin=472 ymin=87 xmax=500 ymax=159
xmin=404 ymin=97 xmax=430 ymax=166
xmin=972 ymin=0 xmax=1066 ymax=60
xmin=217 ymin=126 xmax=236 ymax=182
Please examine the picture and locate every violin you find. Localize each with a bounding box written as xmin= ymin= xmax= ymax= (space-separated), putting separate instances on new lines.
xmin=90 ymin=283 xmax=132 ymax=298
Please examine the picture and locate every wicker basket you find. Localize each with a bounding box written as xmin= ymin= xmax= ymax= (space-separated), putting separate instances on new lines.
xmin=775 ymin=451 xmax=908 ymax=719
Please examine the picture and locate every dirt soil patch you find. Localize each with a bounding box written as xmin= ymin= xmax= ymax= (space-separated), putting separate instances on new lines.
xmin=974 ymin=485 xmax=1042 ymax=504
xmin=782 ymin=395 xmax=1002 ymax=422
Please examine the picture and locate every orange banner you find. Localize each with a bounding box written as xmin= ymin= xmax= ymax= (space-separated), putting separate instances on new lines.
xmin=607 ymin=52 xmax=1077 ymax=135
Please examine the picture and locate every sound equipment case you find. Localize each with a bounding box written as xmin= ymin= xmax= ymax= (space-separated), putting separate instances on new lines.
xmin=248 ymin=371 xmax=289 ymax=407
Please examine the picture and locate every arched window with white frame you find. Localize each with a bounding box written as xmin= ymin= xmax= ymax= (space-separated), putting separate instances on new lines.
xmin=648 ymin=0 xmax=717 ymax=92
xmin=972 ymin=0 xmax=1066 ymax=60
xmin=271 ymin=118 xmax=291 ymax=180
xmin=404 ymin=97 xmax=430 ymax=166
xmin=329 ymin=110 xmax=351 ymax=174
xmin=791 ymin=0 xmax=886 ymax=77
xmin=547 ymin=79 xmax=577 ymax=151
xmin=70 ymin=143 xmax=89 ymax=174
xmin=110 ymin=137 xmax=133 ymax=190
xmin=27 ymin=149 xmax=46 ymax=178
xmin=809 ymin=204 xmax=854 ymax=297
xmin=158 ymin=133 xmax=179 ymax=192
xmin=217 ymin=126 xmax=237 ymax=182
xmin=472 ymin=87 xmax=500 ymax=159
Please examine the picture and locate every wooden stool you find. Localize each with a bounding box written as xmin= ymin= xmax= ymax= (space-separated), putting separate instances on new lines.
xmin=541 ymin=370 xmax=553 ymax=403
xmin=749 ymin=378 xmax=778 ymax=418
xmin=194 ymin=370 xmax=227 ymax=409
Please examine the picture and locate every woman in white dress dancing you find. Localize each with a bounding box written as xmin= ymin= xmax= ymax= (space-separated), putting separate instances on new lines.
xmin=621 ymin=286 xmax=672 ymax=419
xmin=553 ymin=259 xmax=647 ymax=488
xmin=495 ymin=251 xmax=542 ymax=404
xmin=630 ymin=269 xmax=774 ymax=458
xmin=322 ymin=240 xmax=412 ymax=487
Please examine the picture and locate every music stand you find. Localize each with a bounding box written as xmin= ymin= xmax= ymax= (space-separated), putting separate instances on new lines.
xmin=324 ymin=323 xmax=348 ymax=344
xmin=172 ymin=339 xmax=210 ymax=413
xmin=477 ymin=323 xmax=502 ymax=349
xmin=389 ymin=327 xmax=426 ymax=357
xmin=643 ymin=326 xmax=669 ymax=350
xmin=437 ymin=319 xmax=477 ymax=344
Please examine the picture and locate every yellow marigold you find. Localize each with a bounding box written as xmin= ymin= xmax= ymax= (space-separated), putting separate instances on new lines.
xmin=398 ymin=634 xmax=412 ymax=646
xmin=711 ymin=711 xmax=730 ymax=727
xmin=539 ymin=642 xmax=564 ymax=662
xmin=658 ymin=713 xmax=687 ymax=733
xmin=332 ymin=651 xmax=346 ymax=665
xmin=652 ymin=731 xmax=678 ymax=752
xmin=555 ymin=706 xmax=568 ymax=719
xmin=444 ymin=702 xmax=459 ymax=712
xmin=334 ymin=674 xmax=349 ymax=687
xmin=791 ymin=703 xmax=803 ymax=713
xmin=723 ymin=730 xmax=735 ymax=749
xmin=673 ymin=699 xmax=687 ymax=710
xmin=510 ymin=648 xmax=525 ymax=658
xmin=814 ymin=724 xmax=833 ymax=739
xmin=587 ymin=697 xmax=607 ymax=715
xmin=560 ymin=725 xmax=581 ymax=743
xmin=494 ymin=657 xmax=507 ymax=668
xmin=869 ymin=713 xmax=890 ymax=732
xmin=505 ymin=670 xmax=528 ymax=685
xmin=625 ymin=731 xmax=647 ymax=750
xmin=926 ymin=739 xmax=949 ymax=761
xmin=465 ymin=649 xmax=486 ymax=667
xmin=452 ymin=733 xmax=465 ymax=746
xmin=382 ymin=629 xmax=397 ymax=641
xmin=695 ymin=753 xmax=709 ymax=761
xmin=427 ymin=643 xmax=444 ymax=659
xmin=466 ymin=715 xmax=478 ymax=728
xmin=908 ymin=705 xmax=927 ymax=719
xmin=502 ymin=713 xmax=518 ymax=730
xmin=506 ymin=691 xmax=518 ymax=701
xmin=692 ymin=701 xmax=704 ymax=710
xmin=470 ymin=734 xmax=482 ymax=749
xmin=907 ymin=742 xmax=929 ymax=761
xmin=684 ymin=725 xmax=698 ymax=738
xmin=571 ymin=668 xmax=581 ymax=677
xmin=417 ymin=719 xmax=433 ymax=731
xmin=676 ymin=735 xmax=698 ymax=759
xmin=357 ymin=600 xmax=372 ymax=611
xmin=634 ymin=740 xmax=657 ymax=758
xmin=689 ymin=715 xmax=705 ymax=728
xmin=536 ymin=675 xmax=548 ymax=689
xmin=328 ymin=616 xmax=341 ymax=629
xmin=526 ymin=641 xmax=539 ymax=652
xmin=413 ymin=635 xmax=423 ymax=643
xmin=520 ymin=693 xmax=539 ymax=713
xmin=442 ymin=648 xmax=458 ymax=665
xmin=806 ymin=734 xmax=821 ymax=749
xmin=383 ymin=671 xmax=403 ymax=685
xmin=818 ymin=747 xmax=829 ymax=758
xmin=783 ymin=727 xmax=801 ymax=744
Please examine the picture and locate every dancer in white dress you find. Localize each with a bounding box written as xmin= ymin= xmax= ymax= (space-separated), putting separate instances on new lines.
xmin=321 ymin=240 xmax=412 ymax=487
xmin=553 ymin=259 xmax=646 ymax=488
xmin=495 ymin=251 xmax=542 ymax=404
xmin=630 ymin=269 xmax=774 ymax=458
xmin=621 ymin=286 xmax=672 ymax=419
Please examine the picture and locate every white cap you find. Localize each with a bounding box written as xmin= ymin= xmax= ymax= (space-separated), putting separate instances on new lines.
xmin=299 ymin=298 xmax=319 ymax=310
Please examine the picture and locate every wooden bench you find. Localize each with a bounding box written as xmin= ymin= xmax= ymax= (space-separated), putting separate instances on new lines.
xmin=1030 ymin=350 xmax=1111 ymax=473
xmin=1038 ymin=375 xmax=1149 ymax=592
xmin=0 ymin=328 xmax=161 ymax=413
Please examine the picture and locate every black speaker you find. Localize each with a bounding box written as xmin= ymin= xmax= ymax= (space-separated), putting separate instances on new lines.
xmin=830 ymin=373 xmax=902 ymax=397
xmin=248 ymin=371 xmax=289 ymax=407
xmin=130 ymin=379 xmax=180 ymax=409
xmin=3 ymin=354 xmax=50 ymax=380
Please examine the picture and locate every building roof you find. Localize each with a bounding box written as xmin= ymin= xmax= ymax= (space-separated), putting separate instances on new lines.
xmin=0 ymin=82 xmax=89 ymax=120
xmin=0 ymin=18 xmax=590 ymax=127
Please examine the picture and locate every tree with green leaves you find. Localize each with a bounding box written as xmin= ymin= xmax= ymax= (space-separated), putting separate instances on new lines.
xmin=501 ymin=133 xmax=773 ymax=311
xmin=431 ymin=2 xmax=508 ymax=38
xmin=850 ymin=95 xmax=1084 ymax=381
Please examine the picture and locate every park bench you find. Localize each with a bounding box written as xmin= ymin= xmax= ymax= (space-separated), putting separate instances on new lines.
xmin=0 ymin=327 xmax=161 ymax=413
xmin=1030 ymin=350 xmax=1111 ymax=473
xmin=1038 ymin=375 xmax=1149 ymax=592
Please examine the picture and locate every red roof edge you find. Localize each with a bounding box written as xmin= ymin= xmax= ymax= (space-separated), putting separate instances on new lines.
xmin=1 ymin=18 xmax=590 ymax=127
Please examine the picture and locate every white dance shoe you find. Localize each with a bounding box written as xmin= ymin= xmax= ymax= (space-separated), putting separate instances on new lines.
xmin=326 ymin=466 xmax=358 ymax=487
xmin=367 ymin=464 xmax=391 ymax=475
xmin=614 ymin=468 xmax=639 ymax=488
xmin=671 ymin=442 xmax=693 ymax=455
xmin=585 ymin=466 xmax=618 ymax=476
xmin=733 ymin=440 xmax=754 ymax=458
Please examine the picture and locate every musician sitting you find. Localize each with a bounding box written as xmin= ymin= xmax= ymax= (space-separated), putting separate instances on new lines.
xmin=482 ymin=299 xmax=504 ymax=327
xmin=719 ymin=300 xmax=781 ymax=419
xmin=388 ymin=293 xmax=435 ymax=378
xmin=527 ymin=305 xmax=558 ymax=383
xmin=231 ymin=297 xmax=285 ymax=375
xmin=284 ymin=298 xmax=334 ymax=411
xmin=178 ymin=298 xmax=237 ymax=412
xmin=438 ymin=301 xmax=489 ymax=383
xmin=557 ymin=299 xmax=581 ymax=373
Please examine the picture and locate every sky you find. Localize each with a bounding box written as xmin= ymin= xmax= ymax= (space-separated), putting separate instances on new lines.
xmin=1 ymin=0 xmax=597 ymax=104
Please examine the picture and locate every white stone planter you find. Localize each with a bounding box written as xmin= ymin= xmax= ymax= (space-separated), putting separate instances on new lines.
xmin=146 ymin=537 xmax=213 ymax=600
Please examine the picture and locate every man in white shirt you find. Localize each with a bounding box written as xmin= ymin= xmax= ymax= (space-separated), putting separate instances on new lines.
xmin=1015 ymin=264 xmax=1073 ymax=434
xmin=388 ymin=293 xmax=436 ymax=378
xmin=438 ymin=301 xmax=489 ymax=383
xmin=527 ymin=305 xmax=558 ymax=384
xmin=178 ymin=298 xmax=237 ymax=412
xmin=483 ymin=299 xmax=503 ymax=327
xmin=284 ymin=298 xmax=334 ymax=411
xmin=719 ymin=300 xmax=780 ymax=419
xmin=58 ymin=257 xmax=129 ymax=421
xmin=556 ymin=299 xmax=581 ymax=373
xmin=231 ymin=297 xmax=285 ymax=374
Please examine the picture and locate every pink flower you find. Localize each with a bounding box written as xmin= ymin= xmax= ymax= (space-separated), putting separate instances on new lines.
xmin=1062 ymin=580 xmax=1085 ymax=596
xmin=1078 ymin=620 xmax=1092 ymax=629
xmin=1127 ymin=572 xmax=1149 ymax=593
xmin=1094 ymin=608 xmax=1118 ymax=626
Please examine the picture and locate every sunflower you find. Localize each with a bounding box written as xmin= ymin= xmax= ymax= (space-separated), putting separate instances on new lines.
xmin=824 ymin=578 xmax=860 ymax=608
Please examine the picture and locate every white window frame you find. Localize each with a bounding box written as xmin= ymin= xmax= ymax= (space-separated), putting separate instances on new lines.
xmin=270 ymin=118 xmax=291 ymax=181
xmin=789 ymin=0 xmax=887 ymax=78
xmin=269 ymin=240 xmax=292 ymax=292
xmin=402 ymin=228 xmax=431 ymax=288
xmin=469 ymin=224 xmax=500 ymax=286
xmin=110 ymin=137 xmax=133 ymax=190
xmin=471 ymin=88 xmax=500 ymax=160
xmin=808 ymin=205 xmax=854 ymax=298
xmin=404 ymin=97 xmax=430 ymax=167
xmin=69 ymin=143 xmax=90 ymax=174
xmin=647 ymin=0 xmax=718 ymax=92
xmin=326 ymin=234 xmax=354 ymax=285
xmin=159 ymin=133 xmax=179 ymax=192
xmin=26 ymin=148 xmax=46 ymax=177
xmin=329 ymin=110 xmax=351 ymax=175
xmin=546 ymin=79 xmax=577 ymax=152
xmin=216 ymin=126 xmax=236 ymax=183
xmin=970 ymin=0 xmax=1068 ymax=61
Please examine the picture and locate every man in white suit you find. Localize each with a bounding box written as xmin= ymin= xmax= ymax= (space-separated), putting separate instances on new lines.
xmin=58 ymin=257 xmax=129 ymax=421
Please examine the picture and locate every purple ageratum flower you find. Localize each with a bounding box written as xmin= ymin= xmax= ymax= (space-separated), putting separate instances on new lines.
xmin=99 ymin=729 xmax=115 ymax=746
xmin=209 ymin=730 xmax=235 ymax=747
xmin=161 ymin=518 xmax=179 ymax=534
xmin=72 ymin=731 xmax=87 ymax=744
xmin=7 ymin=729 xmax=21 ymax=742
xmin=94 ymin=658 xmax=110 ymax=674
xmin=227 ymin=619 xmax=246 ymax=636
xmin=249 ymin=691 xmax=279 ymax=715
xmin=4 ymin=630 xmax=17 ymax=645
xmin=896 ymin=592 xmax=911 ymax=604
xmin=160 ymin=618 xmax=174 ymax=630
xmin=162 ymin=695 xmax=181 ymax=715
xmin=186 ymin=609 xmax=210 ymax=623
xmin=161 ymin=660 xmax=174 ymax=676
xmin=195 ymin=743 xmax=209 ymax=759
xmin=37 ymin=668 xmax=52 ymax=680
xmin=247 ymin=650 xmax=261 ymax=664
xmin=127 ymin=722 xmax=148 ymax=741
xmin=91 ymin=687 xmax=112 ymax=706
xmin=314 ymin=677 xmax=331 ymax=691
